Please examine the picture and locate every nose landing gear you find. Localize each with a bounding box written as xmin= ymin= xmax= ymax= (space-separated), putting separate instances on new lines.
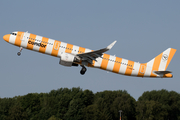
xmin=80 ymin=65 xmax=87 ymax=75
xmin=17 ymin=47 xmax=23 ymax=56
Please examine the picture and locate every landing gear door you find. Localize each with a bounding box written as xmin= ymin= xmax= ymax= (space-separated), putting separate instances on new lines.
xmin=20 ymin=31 xmax=28 ymax=41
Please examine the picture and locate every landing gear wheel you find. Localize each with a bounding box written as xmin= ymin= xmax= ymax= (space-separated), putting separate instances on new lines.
xmin=17 ymin=47 xmax=23 ymax=56
xmin=80 ymin=67 xmax=87 ymax=75
xmin=17 ymin=52 xmax=21 ymax=56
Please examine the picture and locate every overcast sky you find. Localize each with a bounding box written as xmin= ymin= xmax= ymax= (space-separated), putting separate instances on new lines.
xmin=0 ymin=1 xmax=179 ymax=100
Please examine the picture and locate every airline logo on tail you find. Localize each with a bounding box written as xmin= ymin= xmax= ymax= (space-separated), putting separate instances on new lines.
xmin=162 ymin=54 xmax=168 ymax=61
xmin=3 ymin=31 xmax=176 ymax=78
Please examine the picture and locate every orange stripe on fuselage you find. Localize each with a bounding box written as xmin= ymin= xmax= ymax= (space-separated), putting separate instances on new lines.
xmin=65 ymin=43 xmax=73 ymax=53
xmin=112 ymin=57 xmax=122 ymax=73
xmin=125 ymin=60 xmax=135 ymax=76
xmin=14 ymin=31 xmax=23 ymax=47
xmin=27 ymin=34 xmax=37 ymax=50
xmin=39 ymin=37 xmax=49 ymax=53
xmin=78 ymin=47 xmax=86 ymax=54
xmin=100 ymin=54 xmax=110 ymax=70
xmin=51 ymin=40 xmax=61 ymax=57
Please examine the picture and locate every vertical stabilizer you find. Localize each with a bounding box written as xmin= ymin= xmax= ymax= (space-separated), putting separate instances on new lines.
xmin=147 ymin=48 xmax=176 ymax=71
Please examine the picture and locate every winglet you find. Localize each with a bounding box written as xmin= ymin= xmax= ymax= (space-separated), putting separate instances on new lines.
xmin=107 ymin=40 xmax=117 ymax=50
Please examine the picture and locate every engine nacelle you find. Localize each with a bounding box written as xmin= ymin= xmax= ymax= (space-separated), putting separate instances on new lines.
xmin=59 ymin=53 xmax=78 ymax=67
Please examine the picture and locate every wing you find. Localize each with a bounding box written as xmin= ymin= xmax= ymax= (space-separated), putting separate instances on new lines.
xmin=76 ymin=41 xmax=117 ymax=64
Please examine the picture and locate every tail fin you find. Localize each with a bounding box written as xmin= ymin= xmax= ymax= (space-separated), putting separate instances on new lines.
xmin=147 ymin=48 xmax=176 ymax=71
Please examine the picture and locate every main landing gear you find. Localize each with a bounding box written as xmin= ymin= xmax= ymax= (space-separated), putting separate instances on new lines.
xmin=17 ymin=47 xmax=23 ymax=56
xmin=80 ymin=65 xmax=87 ymax=75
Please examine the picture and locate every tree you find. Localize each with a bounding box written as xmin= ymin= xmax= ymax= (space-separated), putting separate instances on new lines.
xmin=20 ymin=93 xmax=41 ymax=119
xmin=111 ymin=94 xmax=136 ymax=120
xmin=94 ymin=97 xmax=112 ymax=120
xmin=136 ymin=89 xmax=180 ymax=120
xmin=0 ymin=98 xmax=15 ymax=120
xmin=94 ymin=90 xmax=136 ymax=120
xmin=48 ymin=115 xmax=62 ymax=120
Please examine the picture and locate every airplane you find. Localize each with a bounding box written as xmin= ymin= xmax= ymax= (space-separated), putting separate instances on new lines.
xmin=3 ymin=31 xmax=176 ymax=78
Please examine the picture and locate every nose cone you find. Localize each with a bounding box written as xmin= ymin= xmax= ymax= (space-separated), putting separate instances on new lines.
xmin=3 ymin=34 xmax=10 ymax=42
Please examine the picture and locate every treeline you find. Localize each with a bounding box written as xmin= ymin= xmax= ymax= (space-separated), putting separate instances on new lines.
xmin=0 ymin=88 xmax=180 ymax=120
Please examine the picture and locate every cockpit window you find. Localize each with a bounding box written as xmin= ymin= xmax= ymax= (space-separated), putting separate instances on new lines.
xmin=10 ymin=33 xmax=17 ymax=36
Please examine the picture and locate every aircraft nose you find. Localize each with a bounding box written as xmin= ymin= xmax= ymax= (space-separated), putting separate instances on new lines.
xmin=3 ymin=34 xmax=10 ymax=42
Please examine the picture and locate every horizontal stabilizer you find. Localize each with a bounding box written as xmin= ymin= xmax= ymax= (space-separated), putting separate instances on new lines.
xmin=154 ymin=71 xmax=172 ymax=75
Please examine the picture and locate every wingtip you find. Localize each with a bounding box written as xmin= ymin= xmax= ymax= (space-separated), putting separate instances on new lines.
xmin=113 ymin=40 xmax=117 ymax=44
xmin=107 ymin=40 xmax=117 ymax=50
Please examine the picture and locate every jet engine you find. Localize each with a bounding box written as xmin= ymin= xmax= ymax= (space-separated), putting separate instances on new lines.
xmin=59 ymin=53 xmax=79 ymax=67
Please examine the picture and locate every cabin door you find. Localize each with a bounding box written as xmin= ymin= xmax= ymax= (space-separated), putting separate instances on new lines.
xmin=140 ymin=64 xmax=146 ymax=74
xmin=20 ymin=31 xmax=28 ymax=42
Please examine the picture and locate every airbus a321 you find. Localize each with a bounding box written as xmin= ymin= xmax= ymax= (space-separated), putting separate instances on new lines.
xmin=3 ymin=31 xmax=176 ymax=78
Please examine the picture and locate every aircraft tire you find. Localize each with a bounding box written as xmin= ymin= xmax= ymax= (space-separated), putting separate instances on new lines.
xmin=17 ymin=52 xmax=21 ymax=56
xmin=80 ymin=67 xmax=87 ymax=75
